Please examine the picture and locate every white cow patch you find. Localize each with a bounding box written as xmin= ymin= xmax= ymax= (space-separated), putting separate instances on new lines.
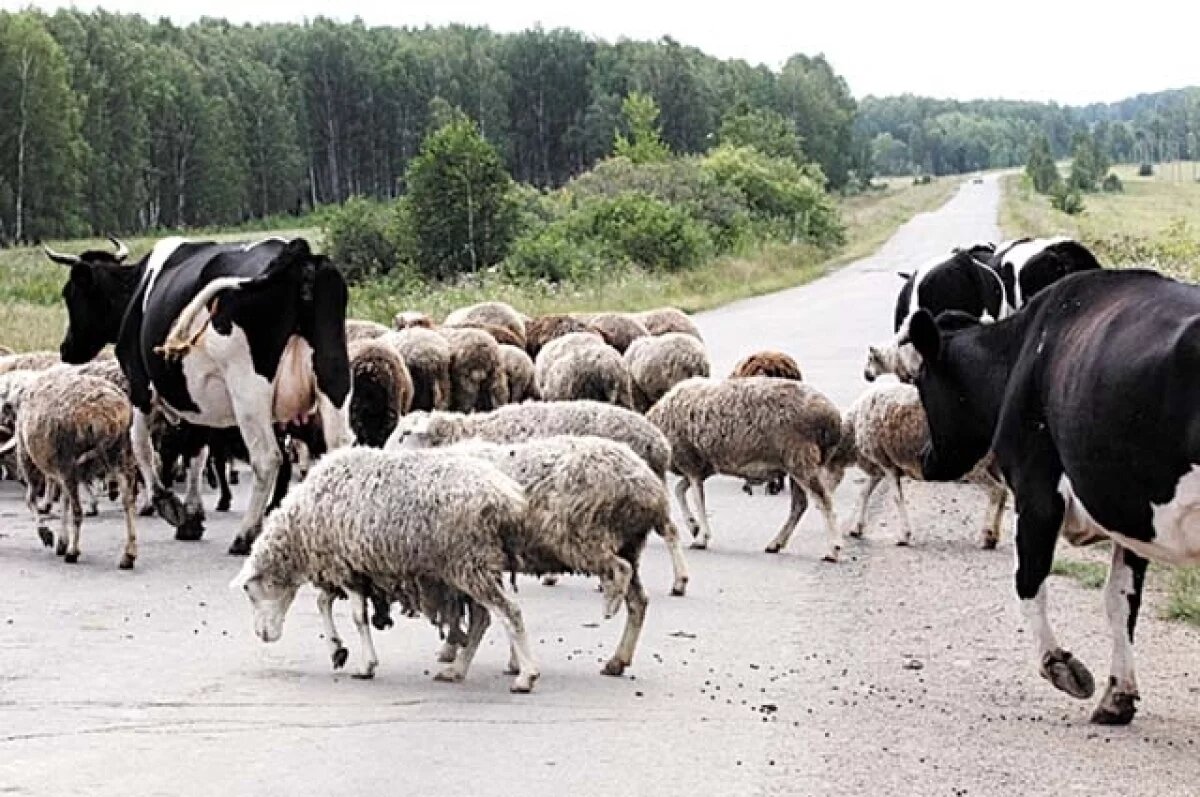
xmin=243 ymin=236 xmax=289 ymax=251
xmin=1059 ymin=470 xmax=1200 ymax=565
xmin=141 ymin=236 xmax=189 ymax=311
xmin=997 ymin=236 xmax=1068 ymax=307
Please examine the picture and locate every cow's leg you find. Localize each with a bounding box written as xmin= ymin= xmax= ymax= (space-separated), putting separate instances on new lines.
xmin=317 ymin=590 xmax=349 ymax=670
xmin=176 ymin=446 xmax=208 ymax=541
xmin=890 ymin=474 xmax=914 ymax=546
xmin=765 ymin=476 xmax=807 ymax=553
xmin=689 ymin=476 xmax=715 ymax=549
xmin=603 ymin=569 xmax=648 ymax=677
xmin=131 ymin=409 xmax=184 ymax=525
xmin=266 ymin=435 xmax=292 ymax=513
xmin=214 ymin=450 xmax=233 ymax=512
xmin=226 ymin=385 xmax=281 ymax=556
xmin=849 ymin=470 xmax=883 ymax=538
xmin=1013 ymin=478 xmax=1095 ymax=701
xmin=672 ymin=477 xmax=700 ymax=539
xmin=1092 ymin=546 xmax=1147 ymax=725
xmin=316 ymin=390 xmax=354 ymax=451
xmin=657 ymin=519 xmax=689 ymax=596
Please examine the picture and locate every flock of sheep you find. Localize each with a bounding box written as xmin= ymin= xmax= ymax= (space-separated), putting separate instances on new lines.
xmin=0 ymin=299 xmax=993 ymax=693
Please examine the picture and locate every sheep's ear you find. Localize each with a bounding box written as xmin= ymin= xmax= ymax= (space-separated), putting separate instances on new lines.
xmin=410 ymin=414 xmax=431 ymax=435
xmin=908 ymin=310 xmax=941 ymax=363
xmin=229 ymin=559 xmax=257 ymax=591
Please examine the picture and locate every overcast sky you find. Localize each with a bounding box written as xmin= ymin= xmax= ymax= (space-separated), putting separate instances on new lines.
xmin=8 ymin=0 xmax=1198 ymax=104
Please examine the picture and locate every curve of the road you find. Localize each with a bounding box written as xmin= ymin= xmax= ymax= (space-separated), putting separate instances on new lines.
xmin=2 ymin=175 xmax=1197 ymax=797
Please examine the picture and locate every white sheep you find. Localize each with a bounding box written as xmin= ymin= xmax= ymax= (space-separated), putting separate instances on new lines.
xmin=535 ymin=332 xmax=633 ymax=408
xmin=648 ymin=377 xmax=845 ymax=561
xmin=623 ymin=332 xmax=711 ymax=412
xmin=231 ymin=446 xmax=541 ymax=692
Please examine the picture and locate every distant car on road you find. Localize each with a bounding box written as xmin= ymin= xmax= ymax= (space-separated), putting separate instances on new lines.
xmin=971 ymin=176 xmax=984 ymax=184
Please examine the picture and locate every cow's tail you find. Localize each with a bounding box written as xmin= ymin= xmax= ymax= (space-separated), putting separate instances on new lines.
xmin=155 ymin=277 xmax=248 ymax=361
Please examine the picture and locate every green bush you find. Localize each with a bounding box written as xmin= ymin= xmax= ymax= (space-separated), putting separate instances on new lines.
xmin=1050 ymin=186 xmax=1085 ymax=215
xmin=503 ymin=223 xmax=615 ymax=283
xmin=324 ymin=197 xmax=406 ymax=283
xmin=1102 ymin=173 xmax=1124 ymax=193
xmin=568 ymin=193 xmax=714 ymax=272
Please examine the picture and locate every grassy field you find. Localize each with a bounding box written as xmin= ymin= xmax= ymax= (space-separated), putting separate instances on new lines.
xmin=0 ymin=176 xmax=958 ymax=351
xmin=1005 ymin=162 xmax=1200 ymax=625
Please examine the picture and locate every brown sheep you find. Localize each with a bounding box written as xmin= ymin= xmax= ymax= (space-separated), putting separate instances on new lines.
xmin=345 ymin=318 xmax=389 ymax=344
xmin=443 ymin=301 xmax=527 ymax=347
xmin=348 ymin=339 xmax=414 ymax=447
xmin=500 ymin=345 xmax=541 ymax=403
xmin=623 ymin=333 xmax=711 ymax=412
xmin=588 ymin=313 xmax=649 ymax=354
xmin=0 ymin=351 xmax=60 ymax=376
xmin=2 ymin=371 xmax=139 ymax=568
xmin=454 ymin=322 xmax=525 ymax=349
xmin=730 ymin=351 xmax=804 ymax=495
xmin=648 ymin=377 xmax=844 ymax=561
xmin=525 ymin=314 xmax=595 ymax=359
xmin=437 ymin=327 xmax=509 ymax=412
xmin=634 ymin=307 xmax=702 ymax=340
xmin=392 ymin=310 xmax=436 ymax=330
xmin=379 ymin=329 xmax=452 ymax=412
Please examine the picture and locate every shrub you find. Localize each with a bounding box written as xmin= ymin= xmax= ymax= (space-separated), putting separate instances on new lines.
xmin=568 ymin=193 xmax=714 ymax=272
xmin=502 ymin=223 xmax=616 ymax=283
xmin=1050 ymin=186 xmax=1085 ymax=215
xmin=1102 ymin=173 xmax=1124 ymax=193
xmin=324 ymin=197 xmax=403 ymax=283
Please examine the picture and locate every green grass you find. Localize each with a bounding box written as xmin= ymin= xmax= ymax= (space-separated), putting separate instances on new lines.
xmin=1165 ymin=567 xmax=1200 ymax=625
xmin=0 ymin=177 xmax=959 ymax=351
xmin=1050 ymin=557 xmax=1108 ymax=590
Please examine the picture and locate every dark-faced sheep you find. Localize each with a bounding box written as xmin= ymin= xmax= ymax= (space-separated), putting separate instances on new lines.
xmin=500 ymin=344 xmax=540 ymax=403
xmin=436 ymin=327 xmax=509 ymax=412
xmin=231 ymin=446 xmax=540 ymax=692
xmin=588 ymin=313 xmax=649 ymax=354
xmin=634 ymin=307 xmax=702 ymax=340
xmin=525 ymin=314 xmax=594 ymax=359
xmin=348 ymin=338 xmax=414 ymax=447
xmin=833 ymin=381 xmax=1008 ymax=548
xmin=624 ymin=333 xmax=711 ymax=412
xmin=379 ymin=328 xmax=452 ymax=412
xmin=648 ymin=377 xmax=845 ymax=561
xmin=535 ymin=332 xmax=633 ymax=408
xmin=2 ymin=371 xmax=139 ymax=567
xmin=388 ymin=402 xmax=690 ymax=596
xmin=443 ymin=301 xmax=527 ymax=348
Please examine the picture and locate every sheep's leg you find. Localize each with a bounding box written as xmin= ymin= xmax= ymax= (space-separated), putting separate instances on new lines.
xmin=981 ymin=481 xmax=1008 ymax=550
xmin=657 ymin=519 xmax=690 ymax=596
xmin=599 ymin=557 xmax=634 ymax=619
xmin=765 ymin=477 xmax=808 ymax=553
xmin=689 ymin=476 xmax=715 ymax=549
xmin=810 ymin=478 xmax=843 ymax=563
xmin=891 ymin=474 xmax=914 ymax=546
xmin=80 ymin=481 xmax=99 ymax=517
xmin=347 ymin=590 xmax=379 ymax=679
xmin=21 ymin=450 xmax=53 ymax=548
xmin=672 ymin=477 xmax=700 ymax=539
xmin=541 ymin=574 xmax=559 ymax=587
xmin=318 ymin=590 xmax=349 ymax=670
xmin=436 ymin=600 xmax=491 ymax=683
xmin=116 ymin=465 xmax=138 ymax=569
xmin=474 ymin=587 xmax=539 ymax=693
xmin=62 ymin=477 xmax=83 ymax=564
xmin=603 ymin=570 xmax=648 ymax=677
xmin=849 ymin=471 xmax=883 ymax=538
xmin=54 ymin=480 xmax=70 ymax=557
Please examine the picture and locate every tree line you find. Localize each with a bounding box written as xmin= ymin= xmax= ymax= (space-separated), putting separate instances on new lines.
xmin=858 ymin=90 xmax=1200 ymax=177
xmin=0 ymin=9 xmax=856 ymax=242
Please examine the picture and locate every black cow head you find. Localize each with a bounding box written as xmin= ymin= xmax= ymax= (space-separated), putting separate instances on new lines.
xmin=47 ymin=238 xmax=141 ymax=363
xmin=909 ymin=309 xmax=993 ymax=482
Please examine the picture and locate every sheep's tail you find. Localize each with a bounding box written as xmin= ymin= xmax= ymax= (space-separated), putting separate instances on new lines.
xmin=156 ymin=277 xmax=248 ymax=361
xmin=823 ymin=413 xmax=855 ymax=470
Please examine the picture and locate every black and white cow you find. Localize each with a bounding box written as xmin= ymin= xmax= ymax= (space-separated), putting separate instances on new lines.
xmin=864 ymin=246 xmax=1006 ymax=381
xmin=908 ymin=268 xmax=1200 ymax=725
xmin=53 ymin=235 xmax=352 ymax=554
xmin=988 ymin=236 xmax=1102 ymax=309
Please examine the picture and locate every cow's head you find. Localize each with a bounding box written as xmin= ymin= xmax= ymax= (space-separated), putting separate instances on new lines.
xmin=46 ymin=238 xmax=139 ymax=363
xmin=909 ymin=309 xmax=994 ymax=482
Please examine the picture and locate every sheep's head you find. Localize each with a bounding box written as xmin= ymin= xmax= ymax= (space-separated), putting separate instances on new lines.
xmin=231 ymin=557 xmax=300 ymax=643
xmin=863 ymin=341 xmax=920 ymax=384
xmin=385 ymin=411 xmax=433 ymax=450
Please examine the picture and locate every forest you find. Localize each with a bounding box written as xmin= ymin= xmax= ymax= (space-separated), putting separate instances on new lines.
xmin=0 ymin=7 xmax=1196 ymax=242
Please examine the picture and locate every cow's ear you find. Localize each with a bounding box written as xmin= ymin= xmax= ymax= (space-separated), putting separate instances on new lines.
xmin=908 ymin=310 xmax=941 ymax=362
xmin=281 ymin=237 xmax=312 ymax=262
xmin=897 ymin=271 xmax=912 ymax=281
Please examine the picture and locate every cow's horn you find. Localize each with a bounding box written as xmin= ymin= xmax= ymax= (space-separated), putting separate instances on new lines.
xmin=43 ymin=246 xmax=81 ymax=266
xmin=109 ymin=237 xmax=129 ymax=262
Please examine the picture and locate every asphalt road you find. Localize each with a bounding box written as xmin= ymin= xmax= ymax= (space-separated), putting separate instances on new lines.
xmin=3 ymin=174 xmax=1199 ymax=796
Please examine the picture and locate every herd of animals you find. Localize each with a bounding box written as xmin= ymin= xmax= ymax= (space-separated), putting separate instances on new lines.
xmin=0 ymin=231 xmax=1197 ymax=728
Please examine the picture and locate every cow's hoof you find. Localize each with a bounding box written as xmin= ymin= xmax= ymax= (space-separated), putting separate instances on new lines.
xmin=766 ymin=479 xmax=784 ymax=496
xmin=371 ymin=613 xmax=393 ymax=632
xmin=63 ymin=552 xmax=79 ymax=564
xmin=152 ymin=490 xmax=186 ymax=527
xmin=1040 ymin=649 xmax=1095 ymax=700
xmin=138 ymin=504 xmax=156 ymax=518
xmin=229 ymin=471 xmax=240 ymax=486
xmin=1091 ymin=681 xmax=1138 ymax=725
xmin=601 ymin=658 xmax=627 ymax=677
xmin=55 ymin=539 xmax=67 ymax=556
xmin=175 ymin=514 xmax=205 ymax=542
xmin=689 ymin=540 xmax=708 ymax=550
xmin=118 ymin=554 xmax=135 ymax=570
xmin=227 ymin=536 xmax=252 ymax=556
xmin=37 ymin=528 xmax=53 ymax=547
xmin=331 ymin=647 xmax=349 ymax=670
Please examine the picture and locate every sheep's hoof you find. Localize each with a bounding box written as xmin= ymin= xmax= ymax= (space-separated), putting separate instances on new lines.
xmin=1040 ymin=649 xmax=1095 ymax=700
xmin=766 ymin=478 xmax=785 ymax=496
xmin=138 ymin=504 xmax=156 ymax=518
xmin=83 ymin=505 xmax=99 ymax=518
xmin=764 ymin=543 xmax=782 ymax=554
xmin=227 ymin=536 xmax=252 ymax=556
xmin=351 ymin=669 xmax=376 ymax=681
xmin=821 ymin=548 xmax=841 ymax=563
xmin=895 ymin=537 xmax=911 ymax=547
xmin=37 ymin=528 xmax=53 ymax=547
xmin=433 ymin=668 xmax=464 ymax=683
xmin=541 ymin=574 xmax=559 ymax=587
xmin=601 ymin=658 xmax=627 ymax=677
xmin=1091 ymin=680 xmax=1138 ymax=725
xmin=981 ymin=534 xmax=999 ymax=551
xmin=686 ymin=520 xmax=701 ymax=537
xmin=670 ymin=579 xmax=688 ymax=597
xmin=331 ymin=647 xmax=349 ymax=670
xmin=63 ymin=552 xmax=79 ymax=564
xmin=741 ymin=483 xmax=754 ymax=496
xmin=175 ymin=514 xmax=205 ymax=542
xmin=848 ymin=526 xmax=864 ymax=539
xmin=118 ymin=554 xmax=135 ymax=570
xmin=55 ymin=539 xmax=67 ymax=556
xmin=689 ymin=540 xmax=708 ymax=550
xmin=509 ymin=672 xmax=539 ymax=693
xmin=216 ymin=497 xmax=232 ymax=513
xmin=437 ymin=644 xmax=459 ymax=664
